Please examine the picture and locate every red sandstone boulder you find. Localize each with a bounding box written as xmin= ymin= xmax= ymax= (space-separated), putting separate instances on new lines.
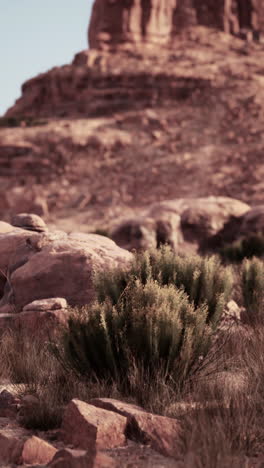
xmin=0 ymin=230 xmax=132 ymax=312
xmin=111 ymin=216 xmax=157 ymax=251
xmin=179 ymin=197 xmax=250 ymax=248
xmin=111 ymin=197 xmax=250 ymax=252
xmin=61 ymin=399 xmax=127 ymax=451
xmin=90 ymin=398 xmax=181 ymax=458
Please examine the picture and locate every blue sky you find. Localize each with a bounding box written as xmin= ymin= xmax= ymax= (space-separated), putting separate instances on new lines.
xmin=0 ymin=1 xmax=93 ymax=116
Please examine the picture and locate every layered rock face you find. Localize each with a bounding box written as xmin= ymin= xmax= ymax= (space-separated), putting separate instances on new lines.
xmin=88 ymin=0 xmax=264 ymax=50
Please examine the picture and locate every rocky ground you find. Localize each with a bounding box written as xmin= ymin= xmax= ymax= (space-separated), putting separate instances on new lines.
xmin=0 ymin=390 xmax=184 ymax=468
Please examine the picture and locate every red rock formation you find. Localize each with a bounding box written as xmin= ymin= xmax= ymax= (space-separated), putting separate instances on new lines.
xmin=88 ymin=0 xmax=264 ymax=50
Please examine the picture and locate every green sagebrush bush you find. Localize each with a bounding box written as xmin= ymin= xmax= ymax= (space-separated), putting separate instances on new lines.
xmin=220 ymin=234 xmax=264 ymax=263
xmin=242 ymin=257 xmax=264 ymax=324
xmin=61 ymin=247 xmax=233 ymax=390
xmin=96 ymin=246 xmax=233 ymax=327
xmin=63 ymin=280 xmax=211 ymax=388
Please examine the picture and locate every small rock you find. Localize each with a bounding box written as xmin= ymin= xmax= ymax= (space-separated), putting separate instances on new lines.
xmin=61 ymin=399 xmax=127 ymax=451
xmin=23 ymin=298 xmax=68 ymax=312
xmin=22 ymin=436 xmax=57 ymax=465
xmin=11 ymin=213 xmax=47 ymax=232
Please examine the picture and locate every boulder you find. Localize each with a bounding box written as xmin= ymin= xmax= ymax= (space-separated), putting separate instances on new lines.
xmin=21 ymin=436 xmax=57 ymax=465
xmin=111 ymin=212 xmax=182 ymax=252
xmin=0 ymin=228 xmax=40 ymax=278
xmin=90 ymin=398 xmax=181 ymax=458
xmin=0 ymin=228 xmax=40 ymax=299
xmin=61 ymin=399 xmax=127 ymax=450
xmin=0 ymin=231 xmax=132 ymax=312
xmin=210 ymin=205 xmax=264 ymax=248
xmin=111 ymin=216 xmax=157 ymax=251
xmin=11 ymin=213 xmax=47 ymax=232
xmin=111 ymin=197 xmax=250 ymax=253
xmin=179 ymin=197 xmax=250 ymax=249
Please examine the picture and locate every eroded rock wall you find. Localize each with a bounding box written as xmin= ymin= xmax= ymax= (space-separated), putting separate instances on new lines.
xmin=88 ymin=0 xmax=264 ymax=49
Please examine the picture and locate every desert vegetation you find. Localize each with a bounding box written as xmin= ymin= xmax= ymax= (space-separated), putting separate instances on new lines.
xmin=1 ymin=247 xmax=264 ymax=466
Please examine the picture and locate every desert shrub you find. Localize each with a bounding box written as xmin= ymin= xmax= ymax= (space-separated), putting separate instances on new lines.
xmin=0 ymin=329 xmax=120 ymax=429
xmin=61 ymin=246 xmax=233 ymax=393
xmin=63 ymin=283 xmax=210 ymax=390
xmin=220 ymin=234 xmax=264 ymax=263
xmin=96 ymin=246 xmax=233 ymax=328
xmin=241 ymin=257 xmax=264 ymax=324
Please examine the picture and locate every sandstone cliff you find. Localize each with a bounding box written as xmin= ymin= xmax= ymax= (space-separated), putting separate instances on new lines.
xmin=88 ymin=0 xmax=264 ymax=50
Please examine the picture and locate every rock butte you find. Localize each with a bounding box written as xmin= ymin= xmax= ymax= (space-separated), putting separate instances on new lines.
xmin=89 ymin=0 xmax=264 ymax=50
